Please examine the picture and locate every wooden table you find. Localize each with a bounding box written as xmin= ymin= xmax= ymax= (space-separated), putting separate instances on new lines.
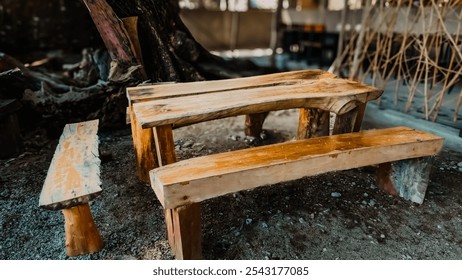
xmin=126 ymin=69 xmax=383 ymax=258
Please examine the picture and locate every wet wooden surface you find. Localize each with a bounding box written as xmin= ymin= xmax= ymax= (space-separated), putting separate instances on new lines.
xmin=150 ymin=127 xmax=444 ymax=209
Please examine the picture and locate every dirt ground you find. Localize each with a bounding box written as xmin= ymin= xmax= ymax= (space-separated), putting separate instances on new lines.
xmin=1 ymin=108 xmax=462 ymax=260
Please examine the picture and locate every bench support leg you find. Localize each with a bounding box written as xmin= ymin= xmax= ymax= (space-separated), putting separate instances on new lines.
xmin=172 ymin=204 xmax=202 ymax=260
xmin=297 ymin=108 xmax=330 ymax=139
xmin=129 ymin=106 xmax=158 ymax=183
xmin=245 ymin=112 xmax=269 ymax=139
xmin=333 ymin=106 xmax=359 ymax=134
xmin=376 ymin=157 xmax=433 ymax=204
xmin=153 ymin=125 xmax=202 ymax=259
xmin=62 ymin=204 xmax=104 ymax=257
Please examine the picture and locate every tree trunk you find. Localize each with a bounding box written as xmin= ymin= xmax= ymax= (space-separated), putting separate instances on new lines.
xmin=103 ymin=0 xmax=267 ymax=83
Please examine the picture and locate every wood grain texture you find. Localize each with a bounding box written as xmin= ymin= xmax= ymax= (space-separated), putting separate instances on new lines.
xmin=332 ymin=106 xmax=359 ymax=135
xmin=133 ymin=77 xmax=382 ymax=129
xmin=150 ymin=127 xmax=444 ymax=209
xmin=129 ymin=106 xmax=158 ymax=183
xmin=377 ymin=157 xmax=433 ymax=204
xmin=62 ymin=204 xmax=104 ymax=257
xmin=172 ymin=204 xmax=202 ymax=260
xmin=297 ymin=108 xmax=330 ymax=139
xmin=126 ymin=69 xmax=337 ymax=103
xmin=39 ymin=120 xmax=101 ymax=210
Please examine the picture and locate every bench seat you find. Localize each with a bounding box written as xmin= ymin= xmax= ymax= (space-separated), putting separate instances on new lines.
xmin=149 ymin=126 xmax=443 ymax=259
xmin=151 ymin=126 xmax=443 ymax=209
xmin=39 ymin=119 xmax=104 ymax=257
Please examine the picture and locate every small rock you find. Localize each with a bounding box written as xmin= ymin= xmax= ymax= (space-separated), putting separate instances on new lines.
xmin=437 ymin=225 xmax=442 ymax=229
xmin=380 ymin=234 xmax=386 ymax=239
xmin=230 ymin=135 xmax=240 ymax=141
xmin=182 ymin=140 xmax=194 ymax=148
xmin=363 ymin=193 xmax=369 ymax=197
xmin=457 ymin=162 xmax=462 ymax=167
xmin=261 ymin=222 xmax=268 ymax=228
xmin=298 ymin=218 xmax=305 ymax=224
xmin=245 ymin=218 xmax=253 ymax=225
xmin=260 ymin=131 xmax=267 ymax=140
xmin=310 ymin=213 xmax=315 ymax=219
xmin=192 ymin=143 xmax=205 ymax=152
xmin=331 ymin=192 xmax=341 ymax=198
xmin=368 ymin=199 xmax=376 ymax=207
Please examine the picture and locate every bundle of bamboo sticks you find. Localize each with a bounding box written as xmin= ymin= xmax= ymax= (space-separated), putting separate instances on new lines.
xmin=332 ymin=0 xmax=462 ymax=123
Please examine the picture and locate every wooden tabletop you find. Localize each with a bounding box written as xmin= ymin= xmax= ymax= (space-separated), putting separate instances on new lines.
xmin=127 ymin=69 xmax=383 ymax=129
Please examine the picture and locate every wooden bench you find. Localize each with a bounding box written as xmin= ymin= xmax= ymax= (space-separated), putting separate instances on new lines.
xmin=39 ymin=119 xmax=104 ymax=257
xmin=150 ymin=127 xmax=443 ymax=259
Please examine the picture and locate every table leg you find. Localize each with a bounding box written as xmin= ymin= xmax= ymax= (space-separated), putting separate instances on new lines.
xmin=297 ymin=108 xmax=330 ymax=139
xmin=332 ymin=106 xmax=359 ymax=135
xmin=129 ymin=105 xmax=158 ymax=183
xmin=153 ymin=125 xmax=202 ymax=259
xmin=245 ymin=112 xmax=269 ymax=138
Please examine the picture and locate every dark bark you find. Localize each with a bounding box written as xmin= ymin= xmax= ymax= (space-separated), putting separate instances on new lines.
xmin=105 ymin=0 xmax=272 ymax=82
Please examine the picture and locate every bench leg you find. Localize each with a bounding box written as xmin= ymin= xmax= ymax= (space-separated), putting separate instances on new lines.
xmin=171 ymin=204 xmax=202 ymax=260
xmin=152 ymin=125 xmax=202 ymax=259
xmin=376 ymin=157 xmax=433 ymax=204
xmin=245 ymin=112 xmax=269 ymax=138
xmin=62 ymin=203 xmax=104 ymax=257
xmin=297 ymin=108 xmax=330 ymax=139
xmin=129 ymin=105 xmax=158 ymax=183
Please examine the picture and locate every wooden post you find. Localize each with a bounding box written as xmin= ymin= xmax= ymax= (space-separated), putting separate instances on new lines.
xmin=153 ymin=124 xmax=202 ymax=260
xmin=129 ymin=106 xmax=158 ymax=183
xmin=297 ymin=108 xmax=330 ymax=139
xmin=332 ymin=106 xmax=359 ymax=135
xmin=172 ymin=204 xmax=202 ymax=260
xmin=376 ymin=157 xmax=434 ymax=204
xmin=62 ymin=204 xmax=104 ymax=257
xmin=245 ymin=112 xmax=269 ymax=139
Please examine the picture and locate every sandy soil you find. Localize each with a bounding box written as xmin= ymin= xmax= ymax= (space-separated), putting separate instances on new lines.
xmin=1 ymin=109 xmax=462 ymax=260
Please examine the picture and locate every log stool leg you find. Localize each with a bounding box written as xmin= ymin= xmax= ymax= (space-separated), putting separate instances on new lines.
xmin=376 ymin=157 xmax=434 ymax=204
xmin=297 ymin=108 xmax=330 ymax=139
xmin=62 ymin=204 xmax=104 ymax=257
xmin=245 ymin=112 xmax=269 ymax=139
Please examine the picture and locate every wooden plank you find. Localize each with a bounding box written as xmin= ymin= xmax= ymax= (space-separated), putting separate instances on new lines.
xmin=126 ymin=69 xmax=337 ymax=103
xmin=39 ymin=120 xmax=102 ymax=210
xmin=150 ymin=127 xmax=443 ymax=209
xmin=133 ymin=78 xmax=382 ymax=129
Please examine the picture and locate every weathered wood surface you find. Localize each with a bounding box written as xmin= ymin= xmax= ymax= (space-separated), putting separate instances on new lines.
xmin=39 ymin=119 xmax=102 ymax=210
xmin=129 ymin=106 xmax=157 ymax=183
xmin=62 ymin=204 xmax=104 ymax=257
xmin=297 ymin=108 xmax=330 ymax=139
xmin=377 ymin=157 xmax=434 ymax=204
xmin=132 ymin=76 xmax=382 ymax=129
xmin=126 ymin=69 xmax=337 ymax=103
xmin=150 ymin=127 xmax=443 ymax=209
